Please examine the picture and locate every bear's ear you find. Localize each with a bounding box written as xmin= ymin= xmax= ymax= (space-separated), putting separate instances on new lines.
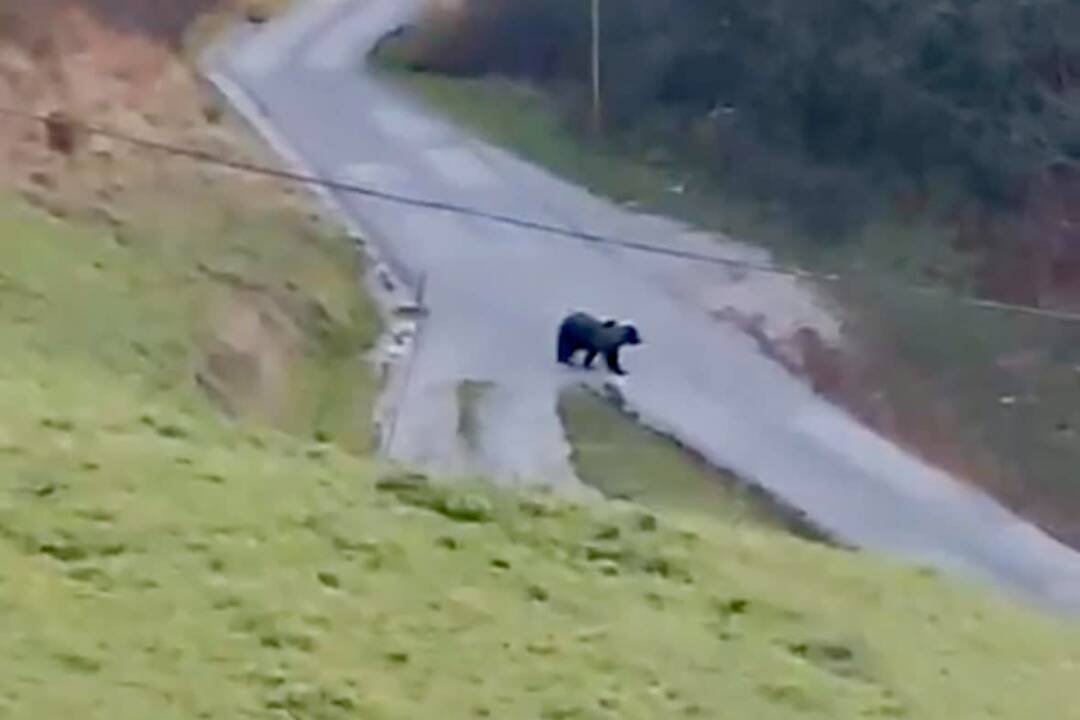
xmin=601 ymin=319 xmax=618 ymax=328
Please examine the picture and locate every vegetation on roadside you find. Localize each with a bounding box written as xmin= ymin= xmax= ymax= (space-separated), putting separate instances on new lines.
xmin=184 ymin=0 xmax=298 ymax=57
xmin=557 ymin=387 xmax=832 ymax=543
xmin=834 ymin=275 xmax=1080 ymax=548
xmin=384 ymin=0 xmax=1079 ymax=264
xmin=2 ymin=199 xmax=1080 ymax=718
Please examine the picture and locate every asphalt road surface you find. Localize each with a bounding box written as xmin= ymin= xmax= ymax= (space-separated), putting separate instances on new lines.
xmin=205 ymin=0 xmax=1080 ymax=611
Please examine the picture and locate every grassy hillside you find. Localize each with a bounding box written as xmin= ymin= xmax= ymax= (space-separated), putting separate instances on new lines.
xmin=2 ymin=196 xmax=1080 ymax=718
xmin=3 ymin=155 xmax=383 ymax=443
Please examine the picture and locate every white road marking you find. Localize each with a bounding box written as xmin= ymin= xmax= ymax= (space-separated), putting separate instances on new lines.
xmin=232 ymin=0 xmax=350 ymax=77
xmin=424 ymin=146 xmax=497 ymax=188
xmin=340 ymin=161 xmax=409 ymax=189
xmin=370 ymin=106 xmax=443 ymax=143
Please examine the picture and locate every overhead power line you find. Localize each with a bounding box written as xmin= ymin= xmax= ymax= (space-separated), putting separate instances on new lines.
xmin=4 ymin=105 xmax=1080 ymax=323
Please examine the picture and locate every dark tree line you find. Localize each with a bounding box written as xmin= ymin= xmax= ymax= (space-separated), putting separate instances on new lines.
xmin=399 ymin=0 xmax=1080 ymax=237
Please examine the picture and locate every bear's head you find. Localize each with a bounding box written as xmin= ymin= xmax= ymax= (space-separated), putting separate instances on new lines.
xmin=619 ymin=323 xmax=642 ymax=346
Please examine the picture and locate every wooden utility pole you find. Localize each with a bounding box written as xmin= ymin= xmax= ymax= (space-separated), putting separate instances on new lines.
xmin=590 ymin=0 xmax=602 ymax=133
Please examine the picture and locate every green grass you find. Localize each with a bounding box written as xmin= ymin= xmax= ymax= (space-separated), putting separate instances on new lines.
xmin=2 ymin=195 xmax=1080 ymax=717
xmin=26 ymin=170 xmax=385 ymax=453
xmin=557 ymin=387 xmax=829 ymax=541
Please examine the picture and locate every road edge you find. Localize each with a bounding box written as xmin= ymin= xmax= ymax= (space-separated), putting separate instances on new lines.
xmin=199 ymin=19 xmax=426 ymax=456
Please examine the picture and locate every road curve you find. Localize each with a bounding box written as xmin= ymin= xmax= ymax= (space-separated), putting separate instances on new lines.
xmin=205 ymin=0 xmax=1080 ymax=612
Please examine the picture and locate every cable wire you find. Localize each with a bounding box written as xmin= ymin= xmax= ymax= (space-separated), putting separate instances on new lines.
xmin=5 ymin=105 xmax=1080 ymax=323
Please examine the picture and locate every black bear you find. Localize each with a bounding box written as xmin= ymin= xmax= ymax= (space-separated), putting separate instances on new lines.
xmin=557 ymin=311 xmax=642 ymax=376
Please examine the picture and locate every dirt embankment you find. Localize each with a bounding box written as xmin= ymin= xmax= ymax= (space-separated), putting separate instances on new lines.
xmin=0 ymin=0 xmax=265 ymax=201
xmin=0 ymin=0 xmax=382 ymax=446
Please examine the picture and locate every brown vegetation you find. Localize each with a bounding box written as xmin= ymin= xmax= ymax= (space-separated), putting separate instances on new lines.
xmin=0 ymin=0 xmax=381 ymax=447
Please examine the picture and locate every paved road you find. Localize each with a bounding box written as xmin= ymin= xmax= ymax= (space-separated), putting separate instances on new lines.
xmin=206 ymin=0 xmax=1080 ymax=611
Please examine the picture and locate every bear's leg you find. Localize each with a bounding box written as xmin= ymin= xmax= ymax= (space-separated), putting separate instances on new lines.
xmin=557 ymin=330 xmax=575 ymax=365
xmin=604 ymin=349 xmax=627 ymax=376
xmin=583 ymin=349 xmax=598 ymax=369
